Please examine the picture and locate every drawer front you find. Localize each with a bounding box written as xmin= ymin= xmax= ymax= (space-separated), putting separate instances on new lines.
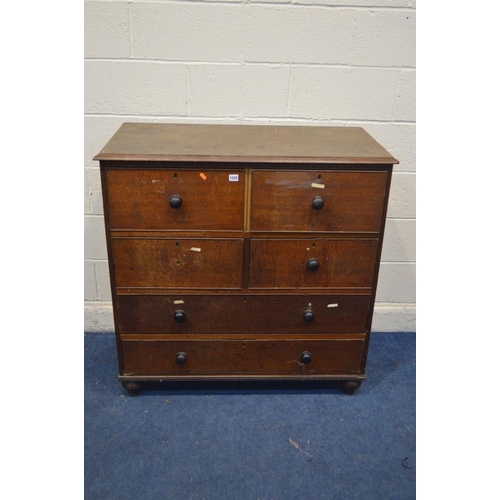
xmin=250 ymin=170 xmax=388 ymax=233
xmin=106 ymin=169 xmax=245 ymax=230
xmin=249 ymin=239 xmax=378 ymax=289
xmin=116 ymin=294 xmax=371 ymax=334
xmin=121 ymin=338 xmax=365 ymax=375
xmin=112 ymin=238 xmax=244 ymax=289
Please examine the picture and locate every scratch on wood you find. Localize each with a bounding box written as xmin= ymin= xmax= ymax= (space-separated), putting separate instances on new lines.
xmin=287 ymin=360 xmax=305 ymax=367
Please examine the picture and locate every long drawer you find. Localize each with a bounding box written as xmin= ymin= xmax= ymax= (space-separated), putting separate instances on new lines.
xmin=121 ymin=337 xmax=366 ymax=376
xmin=116 ymin=294 xmax=371 ymax=334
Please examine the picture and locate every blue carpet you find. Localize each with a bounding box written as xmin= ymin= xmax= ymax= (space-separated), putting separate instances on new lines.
xmin=85 ymin=332 xmax=416 ymax=499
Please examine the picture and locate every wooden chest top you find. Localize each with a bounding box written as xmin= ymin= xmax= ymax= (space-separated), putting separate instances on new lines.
xmin=93 ymin=122 xmax=398 ymax=165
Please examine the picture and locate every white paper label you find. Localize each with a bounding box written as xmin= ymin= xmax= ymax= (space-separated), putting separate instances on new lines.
xmin=229 ymin=174 xmax=239 ymax=181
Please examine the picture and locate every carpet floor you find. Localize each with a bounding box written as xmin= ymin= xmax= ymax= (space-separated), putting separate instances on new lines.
xmin=85 ymin=332 xmax=416 ymax=499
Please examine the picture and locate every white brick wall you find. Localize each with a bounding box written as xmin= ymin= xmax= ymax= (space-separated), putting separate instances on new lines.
xmin=84 ymin=0 xmax=416 ymax=332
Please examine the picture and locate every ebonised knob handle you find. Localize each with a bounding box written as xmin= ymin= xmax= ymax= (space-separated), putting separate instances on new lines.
xmin=300 ymin=351 xmax=312 ymax=364
xmin=169 ymin=195 xmax=182 ymax=209
xmin=303 ymin=310 xmax=315 ymax=323
xmin=307 ymin=258 xmax=319 ymax=271
xmin=176 ymin=352 xmax=187 ymax=365
xmin=173 ymin=310 xmax=186 ymax=323
xmin=312 ymin=196 xmax=324 ymax=210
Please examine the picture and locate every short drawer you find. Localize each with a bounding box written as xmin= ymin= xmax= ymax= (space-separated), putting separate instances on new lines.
xmin=250 ymin=170 xmax=388 ymax=233
xmin=106 ymin=169 xmax=245 ymax=230
xmin=249 ymin=239 xmax=378 ymax=289
xmin=121 ymin=337 xmax=365 ymax=376
xmin=116 ymin=294 xmax=371 ymax=334
xmin=112 ymin=238 xmax=243 ymax=289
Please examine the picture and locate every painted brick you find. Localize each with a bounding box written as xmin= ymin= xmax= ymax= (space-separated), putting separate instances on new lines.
xmin=189 ymin=65 xmax=243 ymax=117
xmin=84 ymin=1 xmax=130 ymax=58
xmin=358 ymin=123 xmax=415 ymax=172
xmin=84 ymin=170 xmax=91 ymax=215
xmin=387 ymin=173 xmax=416 ymax=218
xmin=244 ymin=7 xmax=415 ymax=67
xmin=84 ymin=61 xmax=187 ymax=115
xmin=243 ymin=65 xmax=289 ymax=117
xmin=84 ymin=216 xmax=107 ymax=260
xmin=248 ymin=0 xmax=290 ymax=3
xmin=290 ymin=66 xmax=398 ymax=120
xmin=241 ymin=118 xmax=348 ymax=126
xmin=130 ymin=3 xmax=242 ymax=61
xmin=84 ymin=116 xmax=128 ymax=168
xmin=84 ymin=261 xmax=97 ymax=300
xmin=95 ymin=261 xmax=111 ymax=301
xmin=393 ymin=70 xmax=416 ymax=121
xmin=376 ymin=263 xmax=416 ymax=303
xmin=87 ymin=168 xmax=103 ymax=215
xmin=381 ymin=219 xmax=416 ymax=262
xmin=295 ymin=1 xmax=414 ymax=6
xmin=372 ymin=303 xmax=416 ymax=332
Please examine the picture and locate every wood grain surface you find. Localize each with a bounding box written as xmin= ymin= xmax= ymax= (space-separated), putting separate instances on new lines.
xmin=121 ymin=337 xmax=366 ymax=375
xmin=94 ymin=123 xmax=398 ymax=164
xmin=249 ymin=238 xmax=379 ymax=289
xmin=251 ymin=170 xmax=387 ymax=233
xmin=111 ymin=238 xmax=244 ymax=289
xmin=116 ymin=294 xmax=371 ymax=334
xmin=106 ymin=168 xmax=245 ymax=230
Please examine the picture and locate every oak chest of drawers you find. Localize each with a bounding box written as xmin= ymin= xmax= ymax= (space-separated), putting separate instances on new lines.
xmin=94 ymin=123 xmax=398 ymax=396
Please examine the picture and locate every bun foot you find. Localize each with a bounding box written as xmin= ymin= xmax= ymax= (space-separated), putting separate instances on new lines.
xmin=341 ymin=380 xmax=362 ymax=395
xmin=121 ymin=382 xmax=142 ymax=397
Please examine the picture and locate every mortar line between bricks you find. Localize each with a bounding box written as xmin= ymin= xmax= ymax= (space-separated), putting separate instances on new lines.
xmin=100 ymin=0 xmax=416 ymax=12
xmin=127 ymin=2 xmax=134 ymax=58
xmin=380 ymin=262 xmax=416 ymax=265
xmin=391 ymin=72 xmax=401 ymax=121
xmin=386 ymin=217 xmax=416 ymax=220
xmin=286 ymin=64 xmax=293 ymax=117
xmin=83 ymin=113 xmax=416 ymax=125
xmin=245 ymin=2 xmax=416 ymax=10
xmin=186 ymin=66 xmax=191 ymax=116
xmin=91 ymin=261 xmax=98 ymax=301
xmin=84 ymin=58 xmax=416 ymax=71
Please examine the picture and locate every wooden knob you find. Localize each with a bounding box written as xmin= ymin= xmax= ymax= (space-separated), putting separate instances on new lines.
xmin=303 ymin=310 xmax=315 ymax=323
xmin=307 ymin=258 xmax=319 ymax=271
xmin=312 ymin=196 xmax=324 ymax=210
xmin=176 ymin=352 xmax=187 ymax=365
xmin=173 ymin=310 xmax=186 ymax=323
xmin=300 ymin=351 xmax=312 ymax=364
xmin=169 ymin=195 xmax=182 ymax=209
